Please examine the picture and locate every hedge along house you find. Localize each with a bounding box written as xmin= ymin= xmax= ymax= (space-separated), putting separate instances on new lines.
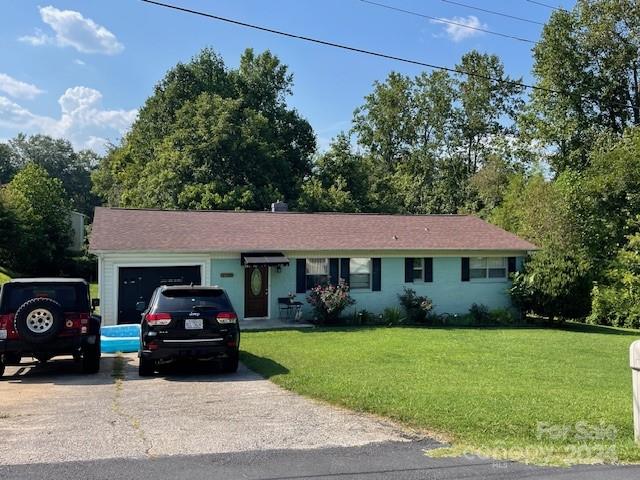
xmin=89 ymin=206 xmax=536 ymax=326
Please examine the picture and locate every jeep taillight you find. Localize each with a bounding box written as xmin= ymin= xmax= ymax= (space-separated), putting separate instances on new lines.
xmin=145 ymin=312 xmax=172 ymax=326
xmin=0 ymin=314 xmax=11 ymax=339
xmin=65 ymin=313 xmax=90 ymax=329
xmin=216 ymin=312 xmax=237 ymax=324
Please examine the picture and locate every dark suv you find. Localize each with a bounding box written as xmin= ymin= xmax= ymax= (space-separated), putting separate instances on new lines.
xmin=138 ymin=286 xmax=240 ymax=376
xmin=0 ymin=278 xmax=101 ymax=377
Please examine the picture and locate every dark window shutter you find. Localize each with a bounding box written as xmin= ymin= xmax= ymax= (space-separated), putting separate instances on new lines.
xmin=424 ymin=257 xmax=433 ymax=282
xmin=508 ymin=256 xmax=517 ymax=275
xmin=404 ymin=258 xmax=414 ymax=283
xmin=296 ymin=259 xmax=306 ymax=293
xmin=461 ymin=257 xmax=470 ymax=282
xmin=372 ymin=258 xmax=382 ymax=291
xmin=329 ymin=258 xmax=339 ymax=285
xmin=340 ymin=258 xmax=350 ymax=284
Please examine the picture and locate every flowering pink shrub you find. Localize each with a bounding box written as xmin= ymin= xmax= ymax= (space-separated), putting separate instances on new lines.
xmin=307 ymin=279 xmax=355 ymax=324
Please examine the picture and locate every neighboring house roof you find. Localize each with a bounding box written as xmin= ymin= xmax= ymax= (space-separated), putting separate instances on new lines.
xmin=89 ymin=207 xmax=537 ymax=253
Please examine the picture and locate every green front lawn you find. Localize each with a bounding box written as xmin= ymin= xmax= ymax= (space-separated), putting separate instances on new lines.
xmin=241 ymin=325 xmax=640 ymax=465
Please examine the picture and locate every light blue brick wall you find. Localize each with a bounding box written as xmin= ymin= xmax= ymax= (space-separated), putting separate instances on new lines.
xmin=211 ymin=254 xmax=523 ymax=320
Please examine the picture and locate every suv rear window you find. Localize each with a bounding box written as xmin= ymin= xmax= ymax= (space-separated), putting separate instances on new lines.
xmin=155 ymin=289 xmax=232 ymax=312
xmin=0 ymin=283 xmax=89 ymax=313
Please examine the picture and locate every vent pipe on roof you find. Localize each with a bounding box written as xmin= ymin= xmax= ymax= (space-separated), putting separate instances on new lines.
xmin=271 ymin=200 xmax=288 ymax=212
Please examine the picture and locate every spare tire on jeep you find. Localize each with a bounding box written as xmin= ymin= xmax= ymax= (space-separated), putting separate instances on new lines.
xmin=14 ymin=298 xmax=64 ymax=344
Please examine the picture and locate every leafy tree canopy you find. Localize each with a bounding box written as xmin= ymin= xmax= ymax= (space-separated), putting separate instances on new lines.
xmin=93 ymin=48 xmax=315 ymax=210
xmin=348 ymin=50 xmax=526 ymax=214
xmin=3 ymin=164 xmax=71 ymax=275
xmin=525 ymin=0 xmax=640 ymax=173
xmin=1 ymin=134 xmax=99 ymax=215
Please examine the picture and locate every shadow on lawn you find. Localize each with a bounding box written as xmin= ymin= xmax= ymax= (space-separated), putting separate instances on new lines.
xmin=239 ymin=351 xmax=289 ymax=378
xmin=558 ymin=322 xmax=640 ymax=336
xmin=281 ymin=321 xmax=640 ymax=337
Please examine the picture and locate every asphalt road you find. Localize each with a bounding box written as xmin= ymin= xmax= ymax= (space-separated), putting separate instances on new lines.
xmin=1 ymin=355 xmax=640 ymax=479
xmin=2 ymin=440 xmax=640 ymax=480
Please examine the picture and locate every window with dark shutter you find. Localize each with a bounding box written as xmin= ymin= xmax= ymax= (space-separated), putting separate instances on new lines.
xmin=508 ymin=257 xmax=517 ymax=275
xmin=340 ymin=258 xmax=350 ymax=284
xmin=372 ymin=258 xmax=382 ymax=291
xmin=296 ymin=259 xmax=306 ymax=293
xmin=461 ymin=257 xmax=470 ymax=282
xmin=348 ymin=258 xmax=371 ymax=289
xmin=424 ymin=257 xmax=433 ymax=282
xmin=329 ymin=258 xmax=339 ymax=285
xmin=305 ymin=258 xmax=329 ymax=289
xmin=404 ymin=258 xmax=414 ymax=283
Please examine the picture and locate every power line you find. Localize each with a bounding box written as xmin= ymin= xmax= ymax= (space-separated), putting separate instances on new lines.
xmin=138 ymin=0 xmax=637 ymax=112
xmin=437 ymin=0 xmax=545 ymax=26
xmin=526 ymin=0 xmax=567 ymax=12
xmin=359 ymin=0 xmax=537 ymax=45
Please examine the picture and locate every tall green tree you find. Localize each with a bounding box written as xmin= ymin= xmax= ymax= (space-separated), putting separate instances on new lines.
xmin=3 ymin=164 xmax=71 ymax=275
xmin=0 ymin=143 xmax=16 ymax=184
xmin=589 ymin=221 xmax=640 ymax=329
xmin=525 ymin=0 xmax=640 ymax=173
xmin=297 ymin=133 xmax=370 ymax=212
xmin=350 ymin=50 xmax=524 ymax=214
xmin=93 ymin=48 xmax=315 ymax=210
xmin=7 ymin=134 xmax=99 ymax=215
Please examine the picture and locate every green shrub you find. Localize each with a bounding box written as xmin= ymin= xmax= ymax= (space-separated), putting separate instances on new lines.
xmin=307 ymin=279 xmax=356 ymax=325
xmin=489 ymin=308 xmax=517 ymax=326
xmin=510 ymin=247 xmax=592 ymax=321
xmin=469 ymin=303 xmax=490 ymax=325
xmin=382 ymin=307 xmax=405 ymax=325
xmin=588 ymin=230 xmax=640 ymax=329
xmin=397 ymin=287 xmax=433 ymax=324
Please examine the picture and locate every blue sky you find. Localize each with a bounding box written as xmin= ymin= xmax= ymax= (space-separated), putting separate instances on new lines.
xmin=0 ymin=0 xmax=573 ymax=153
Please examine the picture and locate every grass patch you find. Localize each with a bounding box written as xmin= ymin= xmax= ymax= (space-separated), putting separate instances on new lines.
xmin=241 ymin=325 xmax=640 ymax=465
xmin=0 ymin=266 xmax=12 ymax=285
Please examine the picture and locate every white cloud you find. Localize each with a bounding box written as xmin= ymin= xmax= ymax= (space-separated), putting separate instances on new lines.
xmin=0 ymin=73 xmax=44 ymax=100
xmin=18 ymin=28 xmax=51 ymax=46
xmin=19 ymin=6 xmax=123 ymax=55
xmin=0 ymin=87 xmax=137 ymax=153
xmin=430 ymin=15 xmax=487 ymax=42
xmin=74 ymin=59 xmax=86 ymax=66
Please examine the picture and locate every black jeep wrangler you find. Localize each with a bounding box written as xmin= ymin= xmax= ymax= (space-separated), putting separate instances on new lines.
xmin=0 ymin=278 xmax=101 ymax=377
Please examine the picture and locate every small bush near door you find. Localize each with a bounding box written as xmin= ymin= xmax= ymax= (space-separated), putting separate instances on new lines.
xmin=398 ymin=287 xmax=434 ymax=324
xmin=307 ymin=280 xmax=355 ymax=325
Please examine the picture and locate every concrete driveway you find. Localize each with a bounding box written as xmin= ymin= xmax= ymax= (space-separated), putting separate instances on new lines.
xmin=2 ymin=355 xmax=640 ymax=479
xmin=0 ymin=353 xmax=415 ymax=466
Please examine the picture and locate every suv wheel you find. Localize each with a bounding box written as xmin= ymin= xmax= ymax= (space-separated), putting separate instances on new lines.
xmin=138 ymin=356 xmax=155 ymax=377
xmin=14 ymin=298 xmax=64 ymax=344
xmin=221 ymin=350 xmax=239 ymax=373
xmin=81 ymin=337 xmax=101 ymax=374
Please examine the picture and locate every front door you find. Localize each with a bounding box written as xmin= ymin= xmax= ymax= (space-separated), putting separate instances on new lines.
xmin=244 ymin=265 xmax=268 ymax=318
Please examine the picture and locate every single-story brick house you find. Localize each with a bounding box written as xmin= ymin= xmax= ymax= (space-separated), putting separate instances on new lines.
xmin=89 ymin=206 xmax=536 ymax=326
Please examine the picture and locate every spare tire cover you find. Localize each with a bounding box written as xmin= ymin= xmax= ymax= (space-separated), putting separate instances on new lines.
xmin=14 ymin=297 xmax=64 ymax=344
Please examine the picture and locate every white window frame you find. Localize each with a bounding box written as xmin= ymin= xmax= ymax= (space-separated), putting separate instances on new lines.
xmin=412 ymin=258 xmax=424 ymax=282
xmin=469 ymin=257 xmax=507 ymax=280
xmin=347 ymin=258 xmax=372 ymax=290
xmin=306 ymin=258 xmax=329 ymax=289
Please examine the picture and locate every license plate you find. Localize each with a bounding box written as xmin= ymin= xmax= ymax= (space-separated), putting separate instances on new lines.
xmin=185 ymin=318 xmax=203 ymax=330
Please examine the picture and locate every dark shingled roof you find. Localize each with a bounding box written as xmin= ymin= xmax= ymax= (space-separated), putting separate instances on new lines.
xmin=89 ymin=207 xmax=537 ymax=252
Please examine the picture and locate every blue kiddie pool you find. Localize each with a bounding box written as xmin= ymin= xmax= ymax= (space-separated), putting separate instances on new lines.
xmin=101 ymin=324 xmax=141 ymax=353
